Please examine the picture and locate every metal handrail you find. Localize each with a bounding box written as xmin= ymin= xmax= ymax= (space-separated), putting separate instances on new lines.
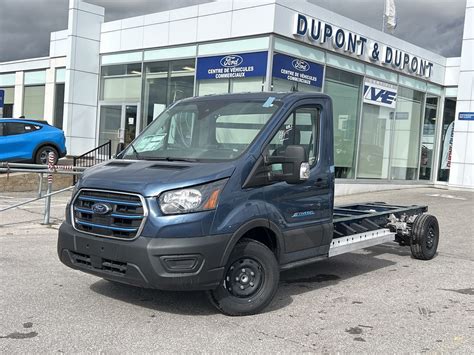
xmin=0 ymin=186 xmax=74 ymax=212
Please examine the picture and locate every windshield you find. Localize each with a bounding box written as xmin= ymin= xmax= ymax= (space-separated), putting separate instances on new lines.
xmin=121 ymin=97 xmax=281 ymax=161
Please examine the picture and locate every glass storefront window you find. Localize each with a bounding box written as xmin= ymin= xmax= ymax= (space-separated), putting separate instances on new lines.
xmin=54 ymin=83 xmax=65 ymax=129
xmin=24 ymin=70 xmax=46 ymax=85
xmin=419 ymin=96 xmax=439 ymax=180
xmin=357 ymin=104 xmax=393 ymax=179
xmin=55 ymin=68 xmax=66 ymax=83
xmin=437 ymin=98 xmax=456 ymax=182
xmin=197 ymin=77 xmax=264 ymax=96
xmin=23 ymin=85 xmax=45 ymax=119
xmin=144 ymin=59 xmax=195 ymax=126
xmin=324 ymin=67 xmax=362 ymax=178
xmin=0 ymin=87 xmax=14 ymax=118
xmin=390 ymin=87 xmax=424 ymax=180
xmin=100 ymin=63 xmax=142 ymax=102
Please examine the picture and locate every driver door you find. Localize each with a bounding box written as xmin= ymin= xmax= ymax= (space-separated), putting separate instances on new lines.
xmin=263 ymin=103 xmax=333 ymax=264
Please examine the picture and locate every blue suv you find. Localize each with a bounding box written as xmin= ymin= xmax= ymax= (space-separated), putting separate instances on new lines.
xmin=0 ymin=119 xmax=67 ymax=164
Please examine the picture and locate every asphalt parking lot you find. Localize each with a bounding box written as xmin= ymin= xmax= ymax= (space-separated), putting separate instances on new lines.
xmin=1 ymin=187 xmax=473 ymax=353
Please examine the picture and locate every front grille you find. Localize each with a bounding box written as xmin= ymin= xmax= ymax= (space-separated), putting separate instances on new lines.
xmin=72 ymin=189 xmax=146 ymax=240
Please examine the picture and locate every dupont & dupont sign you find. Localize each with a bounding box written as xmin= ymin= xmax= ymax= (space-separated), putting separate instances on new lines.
xmin=293 ymin=13 xmax=434 ymax=79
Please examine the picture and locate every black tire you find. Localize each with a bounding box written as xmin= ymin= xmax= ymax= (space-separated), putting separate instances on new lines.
xmin=35 ymin=146 xmax=58 ymax=165
xmin=410 ymin=214 xmax=439 ymax=260
xmin=207 ymin=239 xmax=279 ymax=316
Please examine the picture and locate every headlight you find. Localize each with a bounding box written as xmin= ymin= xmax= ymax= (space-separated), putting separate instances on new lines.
xmin=159 ymin=179 xmax=228 ymax=215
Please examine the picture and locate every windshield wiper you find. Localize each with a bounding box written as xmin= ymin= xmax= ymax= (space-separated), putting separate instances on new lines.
xmin=130 ymin=143 xmax=141 ymax=160
xmin=146 ymin=157 xmax=197 ymax=162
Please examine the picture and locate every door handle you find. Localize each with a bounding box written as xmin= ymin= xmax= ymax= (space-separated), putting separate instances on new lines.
xmin=315 ymin=178 xmax=323 ymax=187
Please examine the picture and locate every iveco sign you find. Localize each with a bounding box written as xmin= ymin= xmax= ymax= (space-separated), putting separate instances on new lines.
xmin=293 ymin=13 xmax=434 ymax=79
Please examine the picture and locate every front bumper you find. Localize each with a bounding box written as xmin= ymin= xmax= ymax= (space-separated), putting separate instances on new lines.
xmin=57 ymin=222 xmax=231 ymax=291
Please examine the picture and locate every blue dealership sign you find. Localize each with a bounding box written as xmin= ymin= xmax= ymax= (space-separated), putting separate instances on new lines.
xmin=459 ymin=112 xmax=474 ymax=121
xmin=272 ymin=53 xmax=324 ymax=88
xmin=196 ymin=52 xmax=268 ymax=80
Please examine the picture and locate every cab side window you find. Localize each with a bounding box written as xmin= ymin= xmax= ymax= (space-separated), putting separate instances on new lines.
xmin=268 ymin=106 xmax=320 ymax=166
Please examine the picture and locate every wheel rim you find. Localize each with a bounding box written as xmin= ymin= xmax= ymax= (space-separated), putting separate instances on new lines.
xmin=225 ymin=258 xmax=264 ymax=298
xmin=426 ymin=227 xmax=436 ymax=249
xmin=39 ymin=149 xmax=52 ymax=164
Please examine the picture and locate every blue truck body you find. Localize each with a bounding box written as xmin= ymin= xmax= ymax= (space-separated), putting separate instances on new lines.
xmin=58 ymin=92 xmax=439 ymax=315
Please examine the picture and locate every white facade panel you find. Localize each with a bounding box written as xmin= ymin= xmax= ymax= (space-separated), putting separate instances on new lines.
xmin=231 ymin=5 xmax=275 ymax=37
xmin=120 ymin=27 xmax=144 ymax=51
xmin=197 ymin=13 xmax=232 ymax=42
xmin=198 ymin=1 xmax=232 ymax=16
xmin=143 ymin=23 xmax=170 ymax=49
xmin=169 ymin=5 xmax=198 ymax=20
xmin=71 ymin=37 xmax=101 ymax=74
xmin=100 ymin=31 xmax=121 ymax=53
xmin=101 ymin=20 xmax=121 ymax=33
xmin=463 ymin=7 xmax=474 ymax=40
xmin=451 ymin=131 xmax=467 ymax=163
xmin=169 ymin=18 xmax=198 ymax=45
xmin=232 ymin=0 xmax=276 ymax=11
xmin=69 ymin=104 xmax=97 ymax=139
xmin=144 ymin=11 xmax=170 ymax=26
xmin=456 ymin=71 xmax=474 ymax=101
xmin=75 ymin=10 xmax=103 ymax=41
xmin=460 ymin=40 xmax=474 ymax=71
xmin=121 ymin=15 xmax=144 ymax=29
xmin=70 ymin=71 xmax=99 ymax=107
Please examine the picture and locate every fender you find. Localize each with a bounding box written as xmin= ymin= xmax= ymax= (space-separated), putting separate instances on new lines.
xmin=219 ymin=218 xmax=284 ymax=266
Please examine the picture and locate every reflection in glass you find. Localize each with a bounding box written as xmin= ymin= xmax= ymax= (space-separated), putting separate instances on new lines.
xmin=357 ymin=104 xmax=393 ymax=179
xmin=144 ymin=59 xmax=195 ymax=126
xmin=419 ymin=97 xmax=439 ymax=180
xmin=324 ymin=67 xmax=362 ymax=178
xmin=390 ymin=87 xmax=424 ymax=180
xmin=23 ymin=85 xmax=45 ymax=119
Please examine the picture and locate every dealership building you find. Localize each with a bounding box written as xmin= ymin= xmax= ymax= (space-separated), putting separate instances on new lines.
xmin=0 ymin=0 xmax=473 ymax=191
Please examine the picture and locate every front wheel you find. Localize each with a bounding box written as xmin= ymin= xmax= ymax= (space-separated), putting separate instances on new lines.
xmin=207 ymin=239 xmax=279 ymax=316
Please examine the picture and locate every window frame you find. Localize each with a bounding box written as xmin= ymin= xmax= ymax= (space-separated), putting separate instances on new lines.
xmin=265 ymin=104 xmax=321 ymax=168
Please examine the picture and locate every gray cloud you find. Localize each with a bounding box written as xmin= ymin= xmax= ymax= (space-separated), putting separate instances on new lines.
xmin=0 ymin=0 xmax=467 ymax=63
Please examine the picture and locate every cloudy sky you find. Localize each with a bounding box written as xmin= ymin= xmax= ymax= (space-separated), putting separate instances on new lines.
xmin=0 ymin=0 xmax=467 ymax=63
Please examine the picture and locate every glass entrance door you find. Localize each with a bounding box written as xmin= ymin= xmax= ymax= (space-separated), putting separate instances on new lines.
xmin=99 ymin=103 xmax=140 ymax=150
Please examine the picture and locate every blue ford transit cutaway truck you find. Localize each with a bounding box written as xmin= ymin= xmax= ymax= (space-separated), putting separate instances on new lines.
xmin=58 ymin=92 xmax=439 ymax=316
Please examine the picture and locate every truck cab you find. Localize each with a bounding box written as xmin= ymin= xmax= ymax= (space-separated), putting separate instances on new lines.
xmin=58 ymin=92 xmax=439 ymax=316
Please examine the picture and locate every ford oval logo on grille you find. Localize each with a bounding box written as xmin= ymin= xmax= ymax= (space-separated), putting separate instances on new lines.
xmin=292 ymin=59 xmax=310 ymax=72
xmin=220 ymin=55 xmax=243 ymax=67
xmin=91 ymin=203 xmax=112 ymax=215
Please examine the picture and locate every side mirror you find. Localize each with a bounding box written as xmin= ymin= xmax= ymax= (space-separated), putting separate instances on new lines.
xmin=116 ymin=142 xmax=125 ymax=156
xmin=265 ymin=145 xmax=310 ymax=184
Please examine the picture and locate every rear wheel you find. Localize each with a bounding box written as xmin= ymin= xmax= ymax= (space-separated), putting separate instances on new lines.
xmin=410 ymin=214 xmax=439 ymax=260
xmin=35 ymin=146 xmax=58 ymax=165
xmin=207 ymin=239 xmax=279 ymax=316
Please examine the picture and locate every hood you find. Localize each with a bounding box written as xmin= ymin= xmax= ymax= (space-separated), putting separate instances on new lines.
xmin=78 ymin=159 xmax=236 ymax=197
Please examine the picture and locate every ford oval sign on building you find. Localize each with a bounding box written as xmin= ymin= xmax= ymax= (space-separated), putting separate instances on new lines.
xmin=220 ymin=55 xmax=244 ymax=67
xmin=292 ymin=59 xmax=310 ymax=72
xmin=272 ymin=53 xmax=324 ymax=88
xmin=196 ymin=52 xmax=268 ymax=80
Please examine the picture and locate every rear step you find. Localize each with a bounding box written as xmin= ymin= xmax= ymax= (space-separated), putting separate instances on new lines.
xmin=328 ymin=228 xmax=395 ymax=257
